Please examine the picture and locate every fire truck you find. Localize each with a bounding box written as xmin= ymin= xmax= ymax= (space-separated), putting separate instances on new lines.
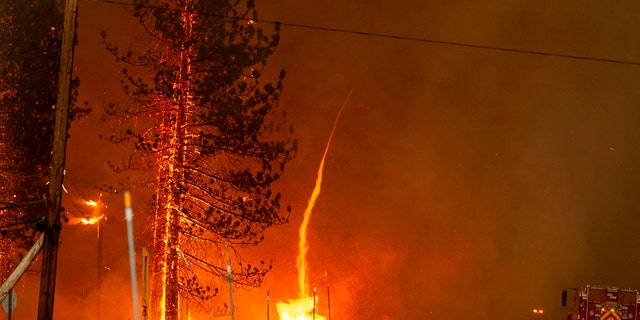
xmin=563 ymin=285 xmax=640 ymax=320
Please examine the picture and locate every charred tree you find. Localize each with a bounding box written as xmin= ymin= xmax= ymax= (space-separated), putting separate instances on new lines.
xmin=102 ymin=1 xmax=296 ymax=319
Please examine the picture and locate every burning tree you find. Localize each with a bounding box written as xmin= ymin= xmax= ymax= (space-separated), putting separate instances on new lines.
xmin=101 ymin=0 xmax=296 ymax=318
xmin=0 ymin=0 xmax=87 ymax=277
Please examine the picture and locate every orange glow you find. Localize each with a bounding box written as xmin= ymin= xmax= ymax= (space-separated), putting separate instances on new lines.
xmin=81 ymin=215 xmax=104 ymax=225
xmin=85 ymin=199 xmax=98 ymax=207
xmin=276 ymin=296 xmax=326 ymax=320
xmin=79 ymin=196 xmax=104 ymax=225
xmin=277 ymin=91 xmax=351 ymax=320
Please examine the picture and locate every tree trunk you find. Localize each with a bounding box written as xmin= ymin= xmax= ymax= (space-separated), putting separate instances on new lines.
xmin=151 ymin=4 xmax=194 ymax=318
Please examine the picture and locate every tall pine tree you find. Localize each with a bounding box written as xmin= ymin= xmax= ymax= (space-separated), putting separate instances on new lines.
xmin=102 ymin=1 xmax=296 ymax=318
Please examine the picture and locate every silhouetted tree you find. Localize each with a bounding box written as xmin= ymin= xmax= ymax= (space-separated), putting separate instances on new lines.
xmin=102 ymin=0 xmax=296 ymax=318
xmin=0 ymin=0 xmax=88 ymax=278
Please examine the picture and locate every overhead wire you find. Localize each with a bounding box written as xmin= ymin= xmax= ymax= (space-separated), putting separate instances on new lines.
xmin=95 ymin=0 xmax=640 ymax=66
xmin=0 ymin=217 xmax=46 ymax=232
xmin=0 ymin=197 xmax=47 ymax=210
xmin=0 ymin=198 xmax=47 ymax=232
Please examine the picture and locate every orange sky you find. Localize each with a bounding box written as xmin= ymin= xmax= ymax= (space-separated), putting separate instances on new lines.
xmin=8 ymin=1 xmax=640 ymax=319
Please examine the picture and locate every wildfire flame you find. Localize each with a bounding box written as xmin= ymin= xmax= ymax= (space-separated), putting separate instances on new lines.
xmin=81 ymin=215 xmax=105 ymax=225
xmin=85 ymin=200 xmax=98 ymax=207
xmin=277 ymin=296 xmax=326 ymax=320
xmin=67 ymin=196 xmax=105 ymax=225
xmin=277 ymin=91 xmax=351 ymax=320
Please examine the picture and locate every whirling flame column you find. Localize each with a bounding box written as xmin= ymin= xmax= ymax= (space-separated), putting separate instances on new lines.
xmin=277 ymin=90 xmax=352 ymax=320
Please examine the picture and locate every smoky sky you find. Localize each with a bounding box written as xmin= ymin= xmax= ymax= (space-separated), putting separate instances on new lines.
xmin=8 ymin=1 xmax=640 ymax=319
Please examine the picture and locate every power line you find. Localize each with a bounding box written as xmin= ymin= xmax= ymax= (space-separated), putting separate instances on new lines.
xmin=96 ymin=0 xmax=640 ymax=66
xmin=264 ymin=20 xmax=640 ymax=66
xmin=0 ymin=217 xmax=46 ymax=232
xmin=276 ymin=22 xmax=640 ymax=66
xmin=0 ymin=197 xmax=47 ymax=209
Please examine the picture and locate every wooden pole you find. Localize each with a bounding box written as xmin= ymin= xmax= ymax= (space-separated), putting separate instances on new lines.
xmin=97 ymin=218 xmax=103 ymax=320
xmin=141 ymin=248 xmax=150 ymax=320
xmin=0 ymin=235 xmax=44 ymax=302
xmin=36 ymin=0 xmax=78 ymax=318
xmin=327 ymin=282 xmax=331 ymax=320
xmin=225 ymin=245 xmax=235 ymax=320
xmin=7 ymin=289 xmax=13 ymax=320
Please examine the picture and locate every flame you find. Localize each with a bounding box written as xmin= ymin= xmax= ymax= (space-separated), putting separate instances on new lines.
xmin=66 ymin=196 xmax=105 ymax=225
xmin=277 ymin=91 xmax=351 ymax=320
xmin=85 ymin=200 xmax=98 ymax=207
xmin=79 ymin=196 xmax=104 ymax=225
xmin=81 ymin=215 xmax=104 ymax=225
xmin=276 ymin=296 xmax=326 ymax=320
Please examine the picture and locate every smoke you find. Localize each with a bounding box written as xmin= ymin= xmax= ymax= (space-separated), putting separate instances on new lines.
xmin=8 ymin=1 xmax=638 ymax=320
xmin=247 ymin=1 xmax=640 ymax=319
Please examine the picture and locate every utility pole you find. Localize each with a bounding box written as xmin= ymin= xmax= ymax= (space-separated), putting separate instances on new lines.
xmin=36 ymin=0 xmax=78 ymax=319
xmin=0 ymin=235 xmax=44 ymax=302
xmin=97 ymin=216 xmax=103 ymax=320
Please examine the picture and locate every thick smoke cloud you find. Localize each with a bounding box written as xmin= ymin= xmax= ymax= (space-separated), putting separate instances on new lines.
xmin=8 ymin=1 xmax=640 ymax=319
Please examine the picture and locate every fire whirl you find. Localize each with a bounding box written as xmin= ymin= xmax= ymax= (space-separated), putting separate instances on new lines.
xmin=277 ymin=91 xmax=352 ymax=320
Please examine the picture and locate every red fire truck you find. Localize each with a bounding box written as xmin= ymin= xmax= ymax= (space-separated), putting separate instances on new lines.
xmin=563 ymin=285 xmax=640 ymax=320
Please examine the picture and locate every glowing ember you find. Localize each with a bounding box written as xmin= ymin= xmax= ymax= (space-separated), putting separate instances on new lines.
xmin=85 ymin=200 xmax=98 ymax=207
xmin=277 ymin=91 xmax=351 ymax=320
xmin=81 ymin=215 xmax=104 ymax=225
